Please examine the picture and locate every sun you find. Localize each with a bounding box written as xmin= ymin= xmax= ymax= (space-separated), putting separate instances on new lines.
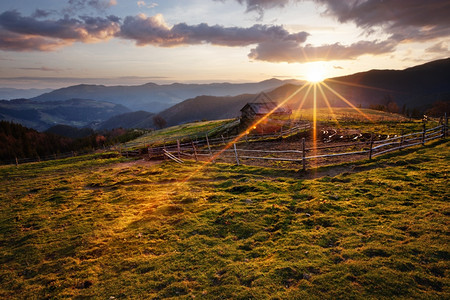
xmin=306 ymin=68 xmax=325 ymax=83
xmin=304 ymin=62 xmax=327 ymax=83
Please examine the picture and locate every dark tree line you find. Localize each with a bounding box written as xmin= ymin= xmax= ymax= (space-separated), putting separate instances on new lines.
xmin=369 ymin=94 xmax=449 ymax=119
xmin=0 ymin=121 xmax=147 ymax=163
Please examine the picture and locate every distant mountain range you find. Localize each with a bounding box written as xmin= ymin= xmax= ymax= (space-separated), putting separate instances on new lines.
xmin=0 ymin=88 xmax=53 ymax=100
xmin=0 ymin=98 xmax=129 ymax=131
xmin=0 ymin=58 xmax=448 ymax=132
xmin=31 ymin=79 xmax=300 ymax=113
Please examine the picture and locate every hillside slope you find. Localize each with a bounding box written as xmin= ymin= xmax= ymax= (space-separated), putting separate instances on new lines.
xmin=93 ymin=110 xmax=156 ymax=130
xmin=324 ymin=57 xmax=450 ymax=109
xmin=0 ymin=98 xmax=130 ymax=131
xmin=159 ymin=94 xmax=256 ymax=126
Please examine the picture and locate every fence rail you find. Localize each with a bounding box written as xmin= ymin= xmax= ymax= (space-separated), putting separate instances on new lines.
xmin=160 ymin=121 xmax=447 ymax=170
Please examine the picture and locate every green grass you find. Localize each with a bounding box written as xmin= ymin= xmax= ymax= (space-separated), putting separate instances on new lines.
xmin=128 ymin=119 xmax=234 ymax=148
xmin=295 ymin=108 xmax=437 ymax=135
xmin=294 ymin=107 xmax=409 ymax=122
xmin=0 ymin=140 xmax=448 ymax=299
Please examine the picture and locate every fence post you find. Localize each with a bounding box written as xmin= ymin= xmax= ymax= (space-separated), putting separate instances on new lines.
xmin=177 ymin=139 xmax=181 ymax=158
xmin=422 ymin=122 xmax=426 ymax=146
xmin=301 ymin=137 xmax=306 ymax=171
xmin=206 ymin=134 xmax=215 ymax=163
xmin=15 ymin=157 xmax=18 ymax=167
xmin=369 ymin=133 xmax=374 ymax=160
xmin=191 ymin=140 xmax=198 ymax=161
xmin=445 ymin=113 xmax=448 ymax=138
xmin=233 ymin=143 xmax=240 ymax=166
xmin=400 ymin=130 xmax=404 ymax=147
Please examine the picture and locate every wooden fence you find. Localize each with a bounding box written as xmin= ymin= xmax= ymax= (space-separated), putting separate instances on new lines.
xmin=122 ymin=121 xmax=310 ymax=151
xmin=160 ymin=121 xmax=447 ymax=170
xmin=3 ymin=117 xmax=447 ymax=169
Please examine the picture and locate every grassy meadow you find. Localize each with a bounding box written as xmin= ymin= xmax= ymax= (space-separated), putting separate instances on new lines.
xmin=0 ymin=136 xmax=448 ymax=298
xmin=127 ymin=120 xmax=233 ymax=149
xmin=294 ymin=108 xmax=439 ymax=136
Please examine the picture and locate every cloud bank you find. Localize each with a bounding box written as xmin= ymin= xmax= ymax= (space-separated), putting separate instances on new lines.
xmin=228 ymin=0 xmax=450 ymax=42
xmin=1 ymin=0 xmax=449 ymax=63
xmin=314 ymin=0 xmax=450 ymax=42
xmin=0 ymin=10 xmax=120 ymax=50
xmin=119 ymin=13 xmax=308 ymax=47
xmin=0 ymin=10 xmax=392 ymax=62
xmin=249 ymin=39 xmax=397 ymax=63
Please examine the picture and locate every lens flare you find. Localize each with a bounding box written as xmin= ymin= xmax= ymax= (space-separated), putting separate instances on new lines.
xmin=306 ymin=70 xmax=325 ymax=83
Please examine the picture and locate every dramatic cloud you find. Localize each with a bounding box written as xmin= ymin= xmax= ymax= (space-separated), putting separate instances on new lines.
xmin=313 ymin=0 xmax=450 ymax=42
xmin=0 ymin=8 xmax=406 ymax=63
xmin=0 ymin=29 xmax=69 ymax=51
xmin=118 ymin=13 xmax=398 ymax=62
xmin=119 ymin=13 xmax=309 ymax=47
xmin=0 ymin=10 xmax=120 ymax=51
xmin=222 ymin=0 xmax=450 ymax=61
xmin=248 ymin=39 xmax=397 ymax=63
xmin=226 ymin=0 xmax=450 ymax=41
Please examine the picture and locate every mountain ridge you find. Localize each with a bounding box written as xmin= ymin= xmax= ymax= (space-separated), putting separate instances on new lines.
xmin=31 ymin=79 xmax=302 ymax=113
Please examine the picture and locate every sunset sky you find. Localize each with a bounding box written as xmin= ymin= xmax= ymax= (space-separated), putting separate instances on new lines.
xmin=0 ymin=0 xmax=449 ymax=88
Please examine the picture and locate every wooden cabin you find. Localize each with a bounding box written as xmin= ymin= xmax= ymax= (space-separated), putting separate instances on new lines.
xmin=240 ymin=93 xmax=292 ymax=134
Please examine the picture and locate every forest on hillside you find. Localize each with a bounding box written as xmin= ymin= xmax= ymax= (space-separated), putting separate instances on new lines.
xmin=0 ymin=121 xmax=147 ymax=163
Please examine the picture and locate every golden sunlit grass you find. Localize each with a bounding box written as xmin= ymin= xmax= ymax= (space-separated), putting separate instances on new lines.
xmin=1 ymin=141 xmax=448 ymax=298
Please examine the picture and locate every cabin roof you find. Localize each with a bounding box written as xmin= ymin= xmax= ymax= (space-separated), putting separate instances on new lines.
xmin=240 ymin=102 xmax=291 ymax=115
